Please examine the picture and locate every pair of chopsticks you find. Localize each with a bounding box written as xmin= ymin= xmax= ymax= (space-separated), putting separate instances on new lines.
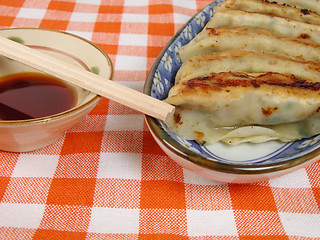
xmin=0 ymin=36 xmax=174 ymax=122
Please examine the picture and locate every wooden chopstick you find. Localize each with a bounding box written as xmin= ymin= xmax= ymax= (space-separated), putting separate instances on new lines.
xmin=0 ymin=35 xmax=175 ymax=122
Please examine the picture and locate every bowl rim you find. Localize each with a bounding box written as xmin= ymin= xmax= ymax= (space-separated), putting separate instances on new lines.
xmin=0 ymin=27 xmax=113 ymax=125
xmin=143 ymin=3 xmax=320 ymax=175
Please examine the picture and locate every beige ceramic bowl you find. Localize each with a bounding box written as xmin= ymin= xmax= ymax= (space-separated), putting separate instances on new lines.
xmin=0 ymin=28 xmax=113 ymax=152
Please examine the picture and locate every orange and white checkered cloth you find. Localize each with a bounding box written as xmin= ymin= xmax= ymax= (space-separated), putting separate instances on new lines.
xmin=1 ymin=0 xmax=320 ymax=239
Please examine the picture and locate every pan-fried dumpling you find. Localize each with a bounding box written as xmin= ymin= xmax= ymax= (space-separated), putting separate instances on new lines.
xmin=178 ymin=26 xmax=320 ymax=63
xmin=207 ymin=10 xmax=320 ymax=43
xmin=214 ymin=0 xmax=320 ymax=25
xmin=164 ymin=71 xmax=320 ymax=144
xmin=175 ymin=50 xmax=320 ymax=84
xmin=270 ymin=0 xmax=320 ymax=14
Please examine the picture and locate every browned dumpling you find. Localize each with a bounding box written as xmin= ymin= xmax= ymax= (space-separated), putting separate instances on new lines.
xmin=176 ymin=50 xmax=320 ymax=84
xmin=165 ymin=70 xmax=320 ymax=144
xmin=207 ymin=10 xmax=320 ymax=43
xmin=270 ymin=0 xmax=320 ymax=14
xmin=214 ymin=0 xmax=320 ymax=25
xmin=178 ymin=26 xmax=320 ymax=63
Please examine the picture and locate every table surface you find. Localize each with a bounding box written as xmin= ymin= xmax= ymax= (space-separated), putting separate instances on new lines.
xmin=1 ymin=0 xmax=320 ymax=239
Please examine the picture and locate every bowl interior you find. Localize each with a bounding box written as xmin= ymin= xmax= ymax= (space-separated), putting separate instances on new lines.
xmin=144 ymin=0 xmax=320 ymax=171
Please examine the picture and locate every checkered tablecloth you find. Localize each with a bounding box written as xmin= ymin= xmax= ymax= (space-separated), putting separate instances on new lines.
xmin=1 ymin=0 xmax=320 ymax=239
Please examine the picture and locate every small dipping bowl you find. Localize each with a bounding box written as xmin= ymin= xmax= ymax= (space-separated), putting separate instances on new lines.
xmin=0 ymin=28 xmax=113 ymax=152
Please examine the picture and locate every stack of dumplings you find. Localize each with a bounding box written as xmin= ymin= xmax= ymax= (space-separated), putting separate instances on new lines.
xmin=164 ymin=0 xmax=320 ymax=145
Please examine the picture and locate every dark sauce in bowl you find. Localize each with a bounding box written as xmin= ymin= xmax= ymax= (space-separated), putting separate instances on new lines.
xmin=0 ymin=72 xmax=77 ymax=120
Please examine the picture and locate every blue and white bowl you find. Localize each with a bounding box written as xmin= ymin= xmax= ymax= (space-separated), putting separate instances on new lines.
xmin=144 ymin=1 xmax=320 ymax=183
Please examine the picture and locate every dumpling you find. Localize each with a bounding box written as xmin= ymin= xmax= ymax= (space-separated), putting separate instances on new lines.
xmin=214 ymin=0 xmax=320 ymax=25
xmin=175 ymin=50 xmax=320 ymax=84
xmin=269 ymin=0 xmax=320 ymax=14
xmin=206 ymin=10 xmax=320 ymax=43
xmin=178 ymin=26 xmax=320 ymax=63
xmin=164 ymin=70 xmax=320 ymax=144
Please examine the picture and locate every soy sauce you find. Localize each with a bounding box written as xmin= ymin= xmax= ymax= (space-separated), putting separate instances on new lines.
xmin=0 ymin=72 xmax=77 ymax=120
